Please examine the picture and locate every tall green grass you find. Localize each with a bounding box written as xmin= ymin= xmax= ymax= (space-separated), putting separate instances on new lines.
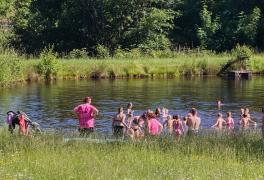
xmin=1 ymin=52 xmax=264 ymax=87
xmin=0 ymin=129 xmax=264 ymax=179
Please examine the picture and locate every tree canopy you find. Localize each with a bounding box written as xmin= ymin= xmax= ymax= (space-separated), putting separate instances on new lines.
xmin=0 ymin=0 xmax=264 ymax=54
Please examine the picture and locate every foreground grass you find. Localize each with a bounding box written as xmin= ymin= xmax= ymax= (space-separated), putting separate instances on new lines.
xmin=1 ymin=130 xmax=264 ymax=179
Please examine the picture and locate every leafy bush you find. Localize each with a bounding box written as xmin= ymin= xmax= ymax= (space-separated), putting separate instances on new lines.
xmin=36 ymin=47 xmax=59 ymax=80
xmin=0 ymin=50 xmax=22 ymax=86
xmin=68 ymin=48 xmax=88 ymax=59
xmin=95 ymin=44 xmax=109 ymax=59
xmin=231 ymin=44 xmax=252 ymax=60
xmin=114 ymin=48 xmax=142 ymax=59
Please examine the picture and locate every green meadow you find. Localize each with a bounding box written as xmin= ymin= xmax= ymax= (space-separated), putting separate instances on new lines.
xmin=0 ymin=129 xmax=264 ymax=179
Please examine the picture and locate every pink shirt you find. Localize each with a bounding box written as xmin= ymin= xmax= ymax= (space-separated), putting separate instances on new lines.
xmin=74 ymin=103 xmax=96 ymax=128
xmin=148 ymin=118 xmax=160 ymax=135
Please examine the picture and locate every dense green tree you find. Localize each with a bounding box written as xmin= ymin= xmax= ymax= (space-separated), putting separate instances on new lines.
xmin=6 ymin=0 xmax=264 ymax=54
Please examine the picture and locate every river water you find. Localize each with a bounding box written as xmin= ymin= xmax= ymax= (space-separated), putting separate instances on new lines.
xmin=0 ymin=77 xmax=263 ymax=134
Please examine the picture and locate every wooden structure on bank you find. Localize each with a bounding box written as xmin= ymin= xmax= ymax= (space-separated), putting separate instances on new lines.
xmin=227 ymin=70 xmax=252 ymax=79
xmin=218 ymin=56 xmax=252 ymax=79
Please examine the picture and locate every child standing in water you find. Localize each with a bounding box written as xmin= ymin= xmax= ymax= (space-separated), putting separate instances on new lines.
xmin=112 ymin=107 xmax=126 ymax=137
xmin=127 ymin=102 xmax=134 ymax=127
xmin=173 ymin=115 xmax=184 ymax=136
xmin=212 ymin=113 xmax=226 ymax=130
xmin=163 ymin=115 xmax=174 ymax=134
xmin=226 ymin=112 xmax=234 ymax=129
xmin=241 ymin=113 xmax=256 ymax=129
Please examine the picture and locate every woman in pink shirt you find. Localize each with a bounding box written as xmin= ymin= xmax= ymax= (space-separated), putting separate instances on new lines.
xmin=74 ymin=97 xmax=99 ymax=136
xmin=147 ymin=112 xmax=163 ymax=136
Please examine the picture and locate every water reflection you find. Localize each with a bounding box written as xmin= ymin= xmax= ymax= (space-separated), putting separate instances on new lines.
xmin=0 ymin=77 xmax=263 ymax=133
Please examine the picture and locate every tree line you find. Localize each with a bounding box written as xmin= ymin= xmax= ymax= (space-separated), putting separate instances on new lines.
xmin=1 ymin=0 xmax=264 ymax=55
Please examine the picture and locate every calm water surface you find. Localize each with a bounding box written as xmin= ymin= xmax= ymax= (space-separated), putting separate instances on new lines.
xmin=0 ymin=77 xmax=263 ymax=134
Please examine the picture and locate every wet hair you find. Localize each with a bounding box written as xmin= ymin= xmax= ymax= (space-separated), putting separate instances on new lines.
xmin=155 ymin=108 xmax=161 ymax=116
xmin=118 ymin=107 xmax=123 ymax=114
xmin=147 ymin=112 xmax=156 ymax=119
xmin=227 ymin=112 xmax=232 ymax=117
xmin=173 ymin=115 xmax=180 ymax=120
xmin=127 ymin=102 xmax=133 ymax=109
xmin=242 ymin=114 xmax=247 ymax=118
xmin=83 ymin=97 xmax=92 ymax=103
xmin=217 ymin=113 xmax=222 ymax=117
xmin=167 ymin=115 xmax=172 ymax=120
xmin=141 ymin=112 xmax=148 ymax=119
xmin=245 ymin=108 xmax=250 ymax=114
xmin=190 ymin=108 xmax=197 ymax=116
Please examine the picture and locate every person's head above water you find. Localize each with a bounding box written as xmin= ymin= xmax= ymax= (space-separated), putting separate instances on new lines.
xmin=190 ymin=108 xmax=197 ymax=116
xmin=127 ymin=102 xmax=133 ymax=109
xmin=147 ymin=112 xmax=156 ymax=119
xmin=173 ymin=114 xmax=180 ymax=120
xmin=167 ymin=115 xmax=172 ymax=120
xmin=217 ymin=113 xmax=222 ymax=117
xmin=217 ymin=100 xmax=222 ymax=106
xmin=118 ymin=107 xmax=123 ymax=114
xmin=83 ymin=97 xmax=92 ymax=104
xmin=155 ymin=108 xmax=161 ymax=116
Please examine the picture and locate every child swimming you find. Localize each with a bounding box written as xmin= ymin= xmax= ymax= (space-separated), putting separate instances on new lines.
xmin=212 ymin=113 xmax=226 ymax=130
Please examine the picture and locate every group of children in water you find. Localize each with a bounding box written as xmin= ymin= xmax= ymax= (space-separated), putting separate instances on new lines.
xmin=4 ymin=96 xmax=264 ymax=137
xmin=73 ymin=97 xmax=264 ymax=139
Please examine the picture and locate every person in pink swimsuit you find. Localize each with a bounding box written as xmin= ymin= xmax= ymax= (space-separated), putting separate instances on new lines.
xmin=173 ymin=115 xmax=184 ymax=136
xmin=226 ymin=112 xmax=234 ymax=129
xmin=147 ymin=112 xmax=163 ymax=136
xmin=74 ymin=97 xmax=99 ymax=136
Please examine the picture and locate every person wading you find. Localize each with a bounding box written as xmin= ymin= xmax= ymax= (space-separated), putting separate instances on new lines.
xmin=74 ymin=97 xmax=99 ymax=136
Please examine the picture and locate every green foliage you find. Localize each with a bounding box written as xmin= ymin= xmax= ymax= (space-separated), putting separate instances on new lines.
xmin=232 ymin=44 xmax=253 ymax=60
xmin=0 ymin=0 xmax=15 ymax=18
xmin=95 ymin=44 xmax=110 ymax=59
xmin=197 ymin=3 xmax=220 ymax=49
xmin=0 ymin=50 xmax=22 ymax=86
xmin=36 ymin=47 xmax=59 ymax=79
xmin=4 ymin=0 xmax=264 ymax=53
xmin=68 ymin=48 xmax=88 ymax=59
xmin=236 ymin=7 xmax=261 ymax=45
xmin=230 ymin=44 xmax=253 ymax=70
xmin=1 ymin=130 xmax=264 ymax=179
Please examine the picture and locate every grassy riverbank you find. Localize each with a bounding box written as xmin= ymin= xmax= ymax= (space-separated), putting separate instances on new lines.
xmin=1 ymin=51 xmax=264 ymax=87
xmin=0 ymin=129 xmax=264 ymax=179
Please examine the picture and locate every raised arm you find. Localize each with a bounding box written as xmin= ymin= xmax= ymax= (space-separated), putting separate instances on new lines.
xmin=211 ymin=119 xmax=219 ymax=128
